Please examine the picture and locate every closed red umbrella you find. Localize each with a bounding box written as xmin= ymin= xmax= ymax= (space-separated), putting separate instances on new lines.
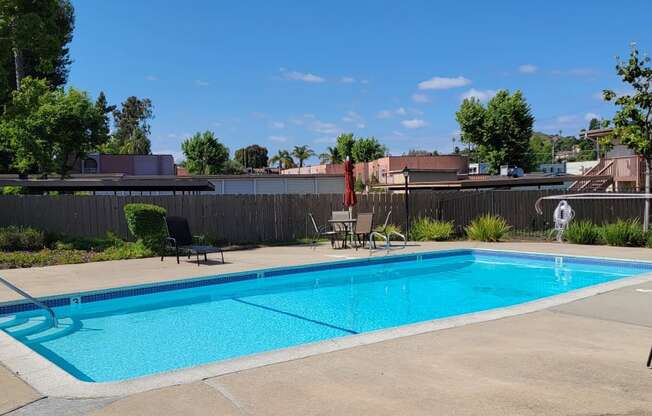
xmin=343 ymin=158 xmax=357 ymax=209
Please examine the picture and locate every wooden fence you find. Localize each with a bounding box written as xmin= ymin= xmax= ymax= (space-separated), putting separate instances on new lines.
xmin=0 ymin=191 xmax=646 ymax=243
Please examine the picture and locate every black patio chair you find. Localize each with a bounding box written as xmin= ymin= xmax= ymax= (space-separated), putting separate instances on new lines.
xmin=162 ymin=216 xmax=224 ymax=265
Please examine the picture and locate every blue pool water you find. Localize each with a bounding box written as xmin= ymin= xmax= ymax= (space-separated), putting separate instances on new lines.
xmin=1 ymin=249 xmax=651 ymax=382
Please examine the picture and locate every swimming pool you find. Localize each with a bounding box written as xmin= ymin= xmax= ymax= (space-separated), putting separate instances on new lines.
xmin=1 ymin=249 xmax=651 ymax=383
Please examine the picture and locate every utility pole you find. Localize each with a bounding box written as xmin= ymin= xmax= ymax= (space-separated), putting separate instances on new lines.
xmin=552 ymin=130 xmax=561 ymax=162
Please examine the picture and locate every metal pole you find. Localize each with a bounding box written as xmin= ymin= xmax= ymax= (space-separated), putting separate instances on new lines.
xmin=404 ymin=176 xmax=409 ymax=240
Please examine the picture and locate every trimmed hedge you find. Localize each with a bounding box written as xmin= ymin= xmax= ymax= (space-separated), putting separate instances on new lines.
xmin=123 ymin=203 xmax=167 ymax=251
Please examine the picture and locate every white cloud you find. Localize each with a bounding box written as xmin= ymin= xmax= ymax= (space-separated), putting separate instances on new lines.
xmin=194 ymin=79 xmax=210 ymax=87
xmin=360 ymin=79 xmax=369 ymax=84
xmin=552 ymin=68 xmax=598 ymax=77
xmin=310 ymin=120 xmax=339 ymax=134
xmin=584 ymin=113 xmax=600 ymax=121
xmin=341 ymin=111 xmax=365 ymax=128
xmin=314 ymin=136 xmax=336 ymax=144
xmin=269 ymin=135 xmax=289 ymax=143
xmin=269 ymin=121 xmax=285 ymax=129
xmin=418 ymin=76 xmax=471 ymax=90
xmin=412 ymin=93 xmax=430 ymax=103
xmin=145 ymin=75 xmax=159 ymax=81
xmin=280 ymin=69 xmax=325 ymax=83
xmin=518 ymin=64 xmax=537 ymax=74
xmin=460 ymin=88 xmax=497 ymax=102
xmin=556 ymin=115 xmax=578 ymax=124
xmin=401 ymin=119 xmax=427 ymax=129
xmin=377 ymin=107 xmax=422 ymax=119
xmin=377 ymin=110 xmax=393 ymax=119
xmin=340 ymin=77 xmax=356 ymax=83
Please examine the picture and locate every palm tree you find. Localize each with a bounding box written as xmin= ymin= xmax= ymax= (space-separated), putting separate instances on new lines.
xmin=318 ymin=146 xmax=342 ymax=164
xmin=269 ymin=150 xmax=295 ymax=169
xmin=292 ymin=145 xmax=315 ymax=168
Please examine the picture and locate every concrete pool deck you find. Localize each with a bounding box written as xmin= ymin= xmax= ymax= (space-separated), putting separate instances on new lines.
xmin=1 ymin=241 xmax=652 ymax=415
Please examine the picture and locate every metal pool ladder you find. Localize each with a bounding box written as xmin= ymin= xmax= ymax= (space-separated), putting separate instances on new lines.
xmin=0 ymin=276 xmax=57 ymax=327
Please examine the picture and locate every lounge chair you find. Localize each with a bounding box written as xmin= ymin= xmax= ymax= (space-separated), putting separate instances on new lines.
xmin=162 ymin=216 xmax=224 ymax=265
xmin=309 ymin=213 xmax=341 ymax=248
xmin=369 ymin=210 xmax=407 ymax=250
xmin=353 ymin=212 xmax=374 ymax=250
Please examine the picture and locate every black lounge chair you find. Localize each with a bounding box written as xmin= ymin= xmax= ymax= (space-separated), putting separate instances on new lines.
xmin=162 ymin=216 xmax=224 ymax=265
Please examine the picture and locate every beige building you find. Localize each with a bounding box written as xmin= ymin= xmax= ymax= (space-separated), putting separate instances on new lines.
xmin=282 ymin=155 xmax=468 ymax=185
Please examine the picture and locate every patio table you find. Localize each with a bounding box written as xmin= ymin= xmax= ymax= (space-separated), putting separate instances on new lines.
xmin=328 ymin=218 xmax=357 ymax=249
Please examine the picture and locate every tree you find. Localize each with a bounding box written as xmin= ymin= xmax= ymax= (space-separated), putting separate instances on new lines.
xmin=456 ymin=90 xmax=534 ymax=173
xmin=180 ymin=131 xmax=229 ymax=175
xmin=318 ymin=146 xmax=341 ymax=164
xmin=105 ymin=96 xmax=153 ymax=154
xmin=222 ymin=159 xmax=244 ymax=175
xmin=291 ymin=145 xmax=315 ymax=167
xmin=269 ymin=149 xmax=295 ymax=169
xmin=588 ymin=117 xmax=602 ymax=131
xmin=0 ymin=77 xmax=109 ymax=177
xmin=351 ymin=137 xmax=386 ymax=162
xmin=335 ymin=133 xmax=355 ymax=161
xmin=0 ymin=0 xmax=74 ymax=104
xmin=603 ymin=44 xmax=652 ymax=230
xmin=234 ymin=144 xmax=268 ymax=168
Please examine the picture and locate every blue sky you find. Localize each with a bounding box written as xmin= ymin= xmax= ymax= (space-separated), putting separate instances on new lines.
xmin=68 ymin=1 xmax=652 ymax=164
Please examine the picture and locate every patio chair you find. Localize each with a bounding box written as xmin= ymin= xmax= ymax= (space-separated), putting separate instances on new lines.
xmin=353 ymin=212 xmax=374 ymax=250
xmin=308 ymin=213 xmax=341 ymax=248
xmin=369 ymin=210 xmax=407 ymax=250
xmin=162 ymin=216 xmax=224 ymax=265
xmin=331 ymin=210 xmax=353 ymax=247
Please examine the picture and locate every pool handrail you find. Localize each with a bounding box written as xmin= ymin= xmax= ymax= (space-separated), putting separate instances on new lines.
xmin=0 ymin=276 xmax=57 ymax=327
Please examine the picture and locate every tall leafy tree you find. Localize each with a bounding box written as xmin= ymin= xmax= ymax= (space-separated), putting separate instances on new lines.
xmin=603 ymin=44 xmax=652 ymax=230
xmin=234 ymin=144 xmax=268 ymax=168
xmin=291 ymin=145 xmax=315 ymax=167
xmin=180 ymin=131 xmax=229 ymax=175
xmin=588 ymin=117 xmax=602 ymax=131
xmin=0 ymin=77 xmax=109 ymax=177
xmin=104 ymin=96 xmax=153 ymax=154
xmin=269 ymin=149 xmax=295 ymax=169
xmin=335 ymin=133 xmax=355 ymax=161
xmin=318 ymin=146 xmax=341 ymax=164
xmin=0 ymin=0 xmax=74 ymax=104
xmin=351 ymin=137 xmax=386 ymax=162
xmin=456 ymin=90 xmax=534 ymax=173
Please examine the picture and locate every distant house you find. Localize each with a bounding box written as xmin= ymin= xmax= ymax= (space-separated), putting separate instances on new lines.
xmin=539 ymin=163 xmax=566 ymax=175
xmin=282 ymin=155 xmax=469 ymax=185
xmin=468 ymin=162 xmax=491 ymax=175
xmin=77 ymin=153 xmax=176 ymax=176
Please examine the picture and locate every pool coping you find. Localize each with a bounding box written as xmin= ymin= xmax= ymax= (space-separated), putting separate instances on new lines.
xmin=1 ymin=247 xmax=652 ymax=398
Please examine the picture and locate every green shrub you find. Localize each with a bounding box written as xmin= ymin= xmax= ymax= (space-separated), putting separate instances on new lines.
xmin=646 ymin=233 xmax=652 ymax=249
xmin=0 ymin=249 xmax=89 ymax=269
xmin=50 ymin=232 xmax=123 ymax=252
xmin=465 ymin=214 xmax=510 ymax=242
xmin=599 ymin=219 xmax=646 ymax=247
xmin=374 ymin=224 xmax=403 ymax=240
xmin=411 ymin=218 xmax=454 ymax=241
xmin=563 ymin=220 xmax=600 ymax=245
xmin=93 ymin=240 xmax=153 ymax=261
xmin=123 ymin=203 xmax=167 ymax=250
xmin=0 ymin=226 xmax=45 ymax=251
